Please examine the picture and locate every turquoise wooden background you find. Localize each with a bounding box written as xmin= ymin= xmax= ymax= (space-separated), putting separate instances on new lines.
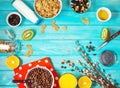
xmin=0 ymin=0 xmax=120 ymax=88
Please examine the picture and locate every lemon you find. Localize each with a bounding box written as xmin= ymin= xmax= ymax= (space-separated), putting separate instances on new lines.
xmin=6 ymin=55 xmax=20 ymax=69
xmin=59 ymin=73 xmax=77 ymax=88
xmin=78 ymin=76 xmax=92 ymax=88
xmin=101 ymin=28 xmax=110 ymax=40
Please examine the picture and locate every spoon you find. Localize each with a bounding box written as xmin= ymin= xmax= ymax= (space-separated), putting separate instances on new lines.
xmin=12 ymin=79 xmax=34 ymax=83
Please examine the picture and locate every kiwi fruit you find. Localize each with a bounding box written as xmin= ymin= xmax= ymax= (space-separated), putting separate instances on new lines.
xmin=101 ymin=28 xmax=110 ymax=40
xmin=22 ymin=30 xmax=34 ymax=41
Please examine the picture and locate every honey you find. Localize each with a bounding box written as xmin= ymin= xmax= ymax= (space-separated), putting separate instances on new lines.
xmin=98 ymin=10 xmax=109 ymax=20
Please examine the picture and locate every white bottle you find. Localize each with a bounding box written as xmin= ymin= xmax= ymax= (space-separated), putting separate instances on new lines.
xmin=12 ymin=0 xmax=41 ymax=24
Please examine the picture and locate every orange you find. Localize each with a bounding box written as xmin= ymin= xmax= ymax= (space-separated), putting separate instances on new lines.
xmin=78 ymin=76 xmax=92 ymax=88
xmin=6 ymin=55 xmax=20 ymax=69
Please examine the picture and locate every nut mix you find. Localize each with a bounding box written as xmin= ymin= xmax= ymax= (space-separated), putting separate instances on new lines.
xmin=35 ymin=0 xmax=61 ymax=18
xmin=70 ymin=0 xmax=90 ymax=13
xmin=26 ymin=67 xmax=53 ymax=88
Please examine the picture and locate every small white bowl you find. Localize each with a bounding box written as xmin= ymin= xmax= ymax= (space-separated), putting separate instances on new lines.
xmin=6 ymin=12 xmax=22 ymax=27
xmin=96 ymin=7 xmax=112 ymax=22
xmin=34 ymin=0 xmax=62 ymax=19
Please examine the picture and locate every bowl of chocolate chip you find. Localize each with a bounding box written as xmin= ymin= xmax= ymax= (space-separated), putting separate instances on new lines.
xmin=6 ymin=12 xmax=22 ymax=27
xmin=70 ymin=0 xmax=91 ymax=13
xmin=25 ymin=66 xmax=54 ymax=88
xmin=34 ymin=0 xmax=62 ymax=19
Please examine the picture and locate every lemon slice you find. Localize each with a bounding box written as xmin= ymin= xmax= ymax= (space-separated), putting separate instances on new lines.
xmin=6 ymin=55 xmax=20 ymax=69
xmin=101 ymin=28 xmax=110 ymax=40
xmin=78 ymin=76 xmax=92 ymax=88
xmin=59 ymin=73 xmax=77 ymax=88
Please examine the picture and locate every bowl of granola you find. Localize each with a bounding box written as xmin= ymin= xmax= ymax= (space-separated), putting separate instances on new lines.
xmin=34 ymin=0 xmax=62 ymax=19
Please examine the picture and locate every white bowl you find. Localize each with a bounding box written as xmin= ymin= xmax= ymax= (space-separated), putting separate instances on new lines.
xmin=25 ymin=66 xmax=54 ymax=88
xmin=6 ymin=12 xmax=22 ymax=27
xmin=96 ymin=7 xmax=112 ymax=22
xmin=34 ymin=0 xmax=62 ymax=19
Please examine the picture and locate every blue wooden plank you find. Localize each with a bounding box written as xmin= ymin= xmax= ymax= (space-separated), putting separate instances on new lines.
xmin=0 ymin=0 xmax=120 ymax=12
xmin=0 ymin=11 xmax=120 ymax=26
xmin=0 ymin=39 xmax=120 ymax=56
xmin=1 ymin=26 xmax=120 ymax=40
xmin=0 ymin=55 xmax=120 ymax=70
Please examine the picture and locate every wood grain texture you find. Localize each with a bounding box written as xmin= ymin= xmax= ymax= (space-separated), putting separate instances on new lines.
xmin=0 ymin=0 xmax=120 ymax=88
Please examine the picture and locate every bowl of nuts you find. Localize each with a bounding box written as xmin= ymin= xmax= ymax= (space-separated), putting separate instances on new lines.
xmin=34 ymin=0 xmax=62 ymax=19
xmin=70 ymin=0 xmax=91 ymax=13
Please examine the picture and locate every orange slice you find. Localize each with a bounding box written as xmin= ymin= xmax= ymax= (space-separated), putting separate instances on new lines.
xmin=6 ymin=55 xmax=20 ymax=69
xmin=78 ymin=76 xmax=92 ymax=88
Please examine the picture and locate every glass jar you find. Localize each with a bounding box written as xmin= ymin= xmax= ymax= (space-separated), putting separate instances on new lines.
xmin=0 ymin=40 xmax=21 ymax=55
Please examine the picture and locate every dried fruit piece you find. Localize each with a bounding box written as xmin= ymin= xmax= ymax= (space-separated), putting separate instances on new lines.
xmin=26 ymin=44 xmax=32 ymax=49
xmin=62 ymin=26 xmax=67 ymax=30
xmin=80 ymin=17 xmax=90 ymax=25
xmin=101 ymin=28 xmax=110 ymax=40
xmin=78 ymin=76 xmax=92 ymax=88
xmin=6 ymin=55 xmax=20 ymax=69
xmin=26 ymin=49 xmax=33 ymax=57
xmin=52 ymin=20 xmax=56 ymax=24
xmin=41 ymin=24 xmax=46 ymax=34
xmin=53 ymin=25 xmax=59 ymax=31
xmin=52 ymin=20 xmax=59 ymax=31
xmin=26 ymin=44 xmax=34 ymax=57
xmin=22 ymin=30 xmax=34 ymax=41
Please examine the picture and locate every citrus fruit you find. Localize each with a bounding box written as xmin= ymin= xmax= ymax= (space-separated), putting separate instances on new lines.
xmin=101 ymin=28 xmax=110 ymax=40
xmin=59 ymin=73 xmax=77 ymax=88
xmin=78 ymin=76 xmax=92 ymax=88
xmin=6 ymin=55 xmax=20 ymax=69
xmin=22 ymin=29 xmax=34 ymax=41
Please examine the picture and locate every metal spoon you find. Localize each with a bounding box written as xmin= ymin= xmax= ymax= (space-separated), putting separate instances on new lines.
xmin=12 ymin=79 xmax=34 ymax=83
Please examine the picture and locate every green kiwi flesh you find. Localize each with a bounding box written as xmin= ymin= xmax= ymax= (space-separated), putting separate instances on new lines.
xmin=22 ymin=30 xmax=34 ymax=40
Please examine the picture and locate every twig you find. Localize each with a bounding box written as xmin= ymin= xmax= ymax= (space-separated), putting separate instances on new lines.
xmin=75 ymin=41 xmax=117 ymax=88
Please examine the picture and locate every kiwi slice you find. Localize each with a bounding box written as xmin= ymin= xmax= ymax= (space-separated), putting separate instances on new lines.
xmin=22 ymin=30 xmax=34 ymax=41
xmin=101 ymin=28 xmax=110 ymax=40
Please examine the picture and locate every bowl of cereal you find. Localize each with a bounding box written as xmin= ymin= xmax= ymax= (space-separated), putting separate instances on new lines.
xmin=25 ymin=66 xmax=54 ymax=88
xmin=34 ymin=0 xmax=62 ymax=19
